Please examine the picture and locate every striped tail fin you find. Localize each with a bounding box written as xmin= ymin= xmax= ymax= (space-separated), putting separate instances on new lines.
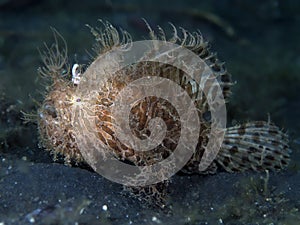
xmin=216 ymin=121 xmax=291 ymax=172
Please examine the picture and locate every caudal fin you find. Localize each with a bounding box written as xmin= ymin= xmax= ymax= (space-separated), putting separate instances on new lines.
xmin=216 ymin=121 xmax=291 ymax=172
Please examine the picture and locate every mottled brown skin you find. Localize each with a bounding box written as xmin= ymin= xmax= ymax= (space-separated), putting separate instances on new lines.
xmin=36 ymin=22 xmax=291 ymax=207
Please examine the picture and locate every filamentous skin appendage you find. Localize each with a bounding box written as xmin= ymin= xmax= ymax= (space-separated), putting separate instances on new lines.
xmin=35 ymin=21 xmax=291 ymax=207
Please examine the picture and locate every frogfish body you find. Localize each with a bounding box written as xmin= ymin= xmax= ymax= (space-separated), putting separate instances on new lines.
xmin=36 ymin=21 xmax=291 ymax=207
